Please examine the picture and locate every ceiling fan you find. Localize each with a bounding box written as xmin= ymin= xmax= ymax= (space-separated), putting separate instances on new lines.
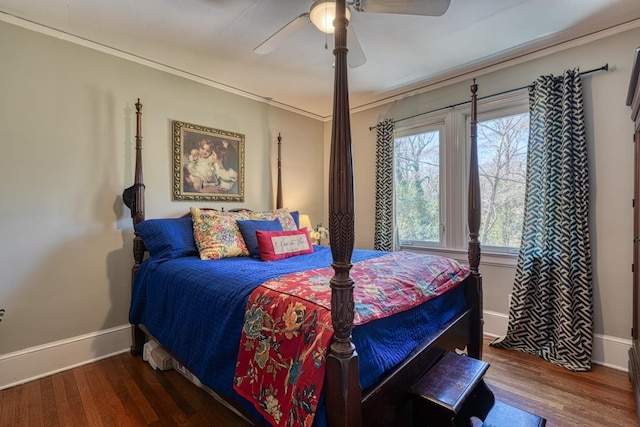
xmin=253 ymin=0 xmax=451 ymax=68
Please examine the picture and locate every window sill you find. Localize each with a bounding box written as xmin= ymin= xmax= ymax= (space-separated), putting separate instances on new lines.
xmin=399 ymin=246 xmax=518 ymax=268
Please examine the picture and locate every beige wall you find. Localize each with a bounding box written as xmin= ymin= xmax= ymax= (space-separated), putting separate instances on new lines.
xmin=332 ymin=26 xmax=640 ymax=341
xmin=0 ymin=21 xmax=324 ymax=355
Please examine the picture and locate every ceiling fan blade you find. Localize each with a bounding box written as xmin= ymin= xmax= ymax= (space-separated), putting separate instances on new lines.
xmin=347 ymin=25 xmax=366 ymax=68
xmin=254 ymin=13 xmax=311 ymax=55
xmin=351 ymin=0 xmax=451 ymax=16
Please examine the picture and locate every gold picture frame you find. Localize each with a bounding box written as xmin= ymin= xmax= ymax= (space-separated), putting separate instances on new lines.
xmin=172 ymin=120 xmax=245 ymax=202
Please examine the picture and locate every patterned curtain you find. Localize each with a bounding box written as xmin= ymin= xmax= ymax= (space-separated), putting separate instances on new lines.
xmin=374 ymin=119 xmax=396 ymax=251
xmin=490 ymin=68 xmax=593 ymax=371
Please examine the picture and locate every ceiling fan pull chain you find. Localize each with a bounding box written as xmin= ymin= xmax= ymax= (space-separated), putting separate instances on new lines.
xmin=324 ymin=5 xmax=329 ymax=50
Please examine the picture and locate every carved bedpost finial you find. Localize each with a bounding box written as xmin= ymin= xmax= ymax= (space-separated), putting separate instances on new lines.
xmin=276 ymin=133 xmax=283 ymax=209
xmin=467 ymin=82 xmax=484 ymax=359
xmin=468 ymin=81 xmax=480 ymax=275
xmin=124 ymin=98 xmax=146 ymax=269
xmin=325 ymin=1 xmax=361 ymax=426
xmin=329 ymin=0 xmax=355 ymax=355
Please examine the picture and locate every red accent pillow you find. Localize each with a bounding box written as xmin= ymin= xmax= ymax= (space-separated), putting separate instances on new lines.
xmin=255 ymin=229 xmax=313 ymax=261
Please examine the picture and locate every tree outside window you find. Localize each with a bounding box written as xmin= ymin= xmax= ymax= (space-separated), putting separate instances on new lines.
xmin=477 ymin=113 xmax=529 ymax=249
xmin=392 ymin=95 xmax=529 ymax=254
xmin=394 ymin=130 xmax=441 ymax=244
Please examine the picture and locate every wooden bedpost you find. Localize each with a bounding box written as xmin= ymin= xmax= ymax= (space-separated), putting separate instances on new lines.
xmin=325 ymin=0 xmax=361 ymax=426
xmin=276 ymin=133 xmax=283 ymax=209
xmin=122 ymin=98 xmax=146 ymax=355
xmin=467 ymin=81 xmax=484 ymax=359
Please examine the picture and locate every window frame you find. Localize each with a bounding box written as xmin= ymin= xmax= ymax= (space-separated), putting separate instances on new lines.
xmin=393 ymin=112 xmax=449 ymax=249
xmin=394 ymin=89 xmax=529 ymax=262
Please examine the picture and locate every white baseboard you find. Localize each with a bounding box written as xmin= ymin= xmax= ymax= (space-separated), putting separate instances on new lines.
xmin=0 ymin=313 xmax=632 ymax=391
xmin=483 ymin=310 xmax=631 ymax=372
xmin=0 ymin=325 xmax=131 ymax=390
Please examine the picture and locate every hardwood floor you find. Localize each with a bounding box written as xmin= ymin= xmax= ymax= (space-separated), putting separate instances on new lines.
xmin=0 ymin=337 xmax=636 ymax=426
xmin=482 ymin=336 xmax=637 ymax=427
xmin=0 ymin=353 xmax=252 ymax=427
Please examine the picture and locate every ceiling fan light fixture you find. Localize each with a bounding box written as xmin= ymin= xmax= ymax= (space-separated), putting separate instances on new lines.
xmin=309 ymin=0 xmax=351 ymax=33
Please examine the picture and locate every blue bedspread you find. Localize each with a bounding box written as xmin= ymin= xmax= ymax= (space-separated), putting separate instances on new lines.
xmin=129 ymin=246 xmax=466 ymax=426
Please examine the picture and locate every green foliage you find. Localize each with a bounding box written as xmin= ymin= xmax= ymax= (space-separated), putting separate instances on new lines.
xmin=394 ymin=132 xmax=440 ymax=242
xmin=393 ymin=112 xmax=529 ymax=249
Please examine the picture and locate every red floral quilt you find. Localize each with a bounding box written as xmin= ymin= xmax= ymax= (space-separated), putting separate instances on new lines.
xmin=233 ymin=252 xmax=470 ymax=426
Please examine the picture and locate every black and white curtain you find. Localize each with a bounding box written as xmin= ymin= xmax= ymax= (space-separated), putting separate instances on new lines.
xmin=374 ymin=119 xmax=396 ymax=251
xmin=491 ymin=68 xmax=594 ymax=371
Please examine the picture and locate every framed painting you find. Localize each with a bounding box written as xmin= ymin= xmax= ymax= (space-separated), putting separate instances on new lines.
xmin=172 ymin=120 xmax=245 ymax=202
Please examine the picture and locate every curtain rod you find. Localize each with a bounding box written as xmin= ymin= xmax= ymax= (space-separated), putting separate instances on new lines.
xmin=369 ymin=64 xmax=609 ymax=131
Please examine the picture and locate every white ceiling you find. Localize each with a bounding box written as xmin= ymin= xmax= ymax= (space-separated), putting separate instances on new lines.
xmin=2 ymin=0 xmax=640 ymax=119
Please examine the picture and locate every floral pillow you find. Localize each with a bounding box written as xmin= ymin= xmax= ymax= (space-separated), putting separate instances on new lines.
xmin=191 ymin=207 xmax=250 ymax=260
xmin=255 ymin=228 xmax=313 ymax=261
xmin=249 ymin=208 xmax=297 ymax=231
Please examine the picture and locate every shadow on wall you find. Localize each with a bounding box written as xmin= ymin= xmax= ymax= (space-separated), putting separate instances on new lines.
xmin=0 ymin=216 xmax=132 ymax=356
xmin=95 ymin=98 xmax=136 ymax=357
xmin=0 ymin=96 xmax=137 ymax=357
xmin=99 ymin=194 xmax=136 ymax=357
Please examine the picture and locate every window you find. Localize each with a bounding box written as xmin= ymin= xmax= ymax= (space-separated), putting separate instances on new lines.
xmin=394 ymin=91 xmax=529 ymax=255
xmin=477 ymin=112 xmax=529 ymax=251
xmin=394 ymin=118 xmax=445 ymax=247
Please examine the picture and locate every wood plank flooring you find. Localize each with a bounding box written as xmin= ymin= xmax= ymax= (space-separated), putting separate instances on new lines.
xmin=0 ymin=336 xmax=636 ymax=426
xmin=482 ymin=336 xmax=637 ymax=427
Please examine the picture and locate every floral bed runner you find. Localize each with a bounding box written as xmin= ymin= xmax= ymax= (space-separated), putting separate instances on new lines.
xmin=233 ymin=252 xmax=470 ymax=426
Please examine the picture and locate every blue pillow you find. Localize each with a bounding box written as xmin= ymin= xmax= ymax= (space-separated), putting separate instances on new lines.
xmin=135 ymin=217 xmax=198 ymax=261
xmin=237 ymin=219 xmax=283 ymax=258
xmin=290 ymin=210 xmax=300 ymax=228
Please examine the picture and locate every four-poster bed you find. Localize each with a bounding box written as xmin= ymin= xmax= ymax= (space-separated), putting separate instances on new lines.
xmin=123 ymin=2 xmax=487 ymax=425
